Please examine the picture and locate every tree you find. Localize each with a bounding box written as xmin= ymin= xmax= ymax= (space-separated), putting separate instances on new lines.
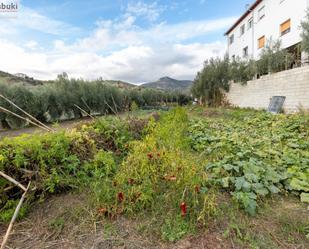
xmin=230 ymin=57 xmax=256 ymax=84
xmin=256 ymin=39 xmax=293 ymax=75
xmin=301 ymin=9 xmax=309 ymax=53
xmin=191 ymin=56 xmax=230 ymax=106
xmin=57 ymin=72 xmax=69 ymax=81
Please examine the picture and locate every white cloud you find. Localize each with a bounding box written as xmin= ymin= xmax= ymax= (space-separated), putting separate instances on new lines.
xmin=53 ymin=15 xmax=235 ymax=54
xmin=0 ymin=38 xmax=226 ymax=83
xmin=0 ymin=2 xmax=235 ymax=83
xmin=0 ymin=5 xmax=79 ymax=37
xmin=24 ymin=40 xmax=38 ymax=50
xmin=125 ymin=1 xmax=165 ymax=22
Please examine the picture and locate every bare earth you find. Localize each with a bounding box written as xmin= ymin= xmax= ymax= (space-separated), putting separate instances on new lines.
xmin=0 ymin=118 xmax=93 ymax=140
xmin=1 ymin=192 xmax=308 ymax=249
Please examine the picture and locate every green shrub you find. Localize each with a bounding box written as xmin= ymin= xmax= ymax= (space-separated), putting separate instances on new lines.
xmin=0 ymin=116 xmax=141 ymax=222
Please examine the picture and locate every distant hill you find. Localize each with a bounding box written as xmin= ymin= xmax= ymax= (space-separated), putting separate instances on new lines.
xmin=142 ymin=77 xmax=193 ymax=92
xmin=0 ymin=71 xmax=137 ymax=89
xmin=0 ymin=71 xmax=43 ymax=86
xmin=103 ymin=80 xmax=137 ymax=89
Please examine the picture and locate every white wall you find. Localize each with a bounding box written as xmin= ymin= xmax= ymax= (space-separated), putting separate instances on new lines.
xmin=225 ymin=66 xmax=309 ymax=112
xmin=227 ymin=0 xmax=308 ymax=60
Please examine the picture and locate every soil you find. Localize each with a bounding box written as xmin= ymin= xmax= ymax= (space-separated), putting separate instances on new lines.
xmin=1 ymin=193 xmax=308 ymax=249
xmin=0 ymin=118 xmax=94 ymax=140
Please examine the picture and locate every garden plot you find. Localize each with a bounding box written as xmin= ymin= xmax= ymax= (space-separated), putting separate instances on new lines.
xmin=0 ymin=107 xmax=308 ymax=248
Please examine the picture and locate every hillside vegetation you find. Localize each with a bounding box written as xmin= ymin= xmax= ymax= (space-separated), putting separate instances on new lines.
xmin=143 ymin=77 xmax=193 ymax=93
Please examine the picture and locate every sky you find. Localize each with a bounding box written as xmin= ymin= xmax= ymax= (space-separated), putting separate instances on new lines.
xmin=0 ymin=0 xmax=252 ymax=83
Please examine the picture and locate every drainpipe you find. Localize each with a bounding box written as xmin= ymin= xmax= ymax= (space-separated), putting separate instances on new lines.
xmin=252 ymin=11 xmax=255 ymax=60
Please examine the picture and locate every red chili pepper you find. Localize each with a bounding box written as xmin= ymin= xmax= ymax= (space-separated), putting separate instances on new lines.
xmin=180 ymin=202 xmax=187 ymax=217
xmin=128 ymin=178 xmax=135 ymax=185
xmin=195 ymin=185 xmax=200 ymax=193
xmin=147 ymin=153 xmax=153 ymax=159
xmin=118 ymin=192 xmax=124 ymax=202
xmin=98 ymin=207 xmax=107 ymax=214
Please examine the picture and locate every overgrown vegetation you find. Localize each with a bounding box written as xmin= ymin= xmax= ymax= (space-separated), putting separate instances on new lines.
xmin=1 ymin=107 xmax=308 ymax=245
xmin=0 ymin=79 xmax=190 ymax=129
xmin=188 ymin=109 xmax=309 ymax=215
xmin=0 ymin=114 xmax=148 ymax=222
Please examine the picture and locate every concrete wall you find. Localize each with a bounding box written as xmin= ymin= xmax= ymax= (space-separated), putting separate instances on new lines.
xmin=226 ymin=66 xmax=309 ymax=112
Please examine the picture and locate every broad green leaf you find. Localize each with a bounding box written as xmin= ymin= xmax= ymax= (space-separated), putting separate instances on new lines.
xmin=300 ymin=193 xmax=309 ymax=203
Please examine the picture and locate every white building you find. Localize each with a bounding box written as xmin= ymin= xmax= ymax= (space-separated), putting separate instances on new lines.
xmin=225 ymin=0 xmax=309 ymax=62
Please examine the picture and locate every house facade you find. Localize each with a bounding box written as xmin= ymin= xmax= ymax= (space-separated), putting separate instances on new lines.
xmin=225 ymin=0 xmax=309 ymax=62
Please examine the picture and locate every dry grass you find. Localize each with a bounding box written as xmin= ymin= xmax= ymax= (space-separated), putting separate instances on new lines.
xmin=1 ymin=192 xmax=308 ymax=249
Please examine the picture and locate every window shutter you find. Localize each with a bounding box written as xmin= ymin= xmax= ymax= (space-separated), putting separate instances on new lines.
xmin=280 ymin=19 xmax=291 ymax=35
xmin=258 ymin=36 xmax=265 ymax=49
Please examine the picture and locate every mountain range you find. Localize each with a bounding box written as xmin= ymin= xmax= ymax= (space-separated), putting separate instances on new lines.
xmin=0 ymin=71 xmax=193 ymax=92
xmin=142 ymin=77 xmax=193 ymax=92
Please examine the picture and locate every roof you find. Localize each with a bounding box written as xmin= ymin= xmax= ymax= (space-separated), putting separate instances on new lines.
xmin=225 ymin=0 xmax=263 ymax=36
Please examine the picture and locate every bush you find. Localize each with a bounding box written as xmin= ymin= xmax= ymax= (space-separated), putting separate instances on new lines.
xmin=0 ymin=115 xmax=147 ymax=222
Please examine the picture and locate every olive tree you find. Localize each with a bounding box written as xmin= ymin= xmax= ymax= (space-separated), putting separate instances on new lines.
xmin=301 ymin=10 xmax=309 ymax=53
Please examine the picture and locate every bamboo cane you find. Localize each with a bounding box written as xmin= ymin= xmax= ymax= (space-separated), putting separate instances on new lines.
xmin=74 ymin=104 xmax=95 ymax=120
xmin=0 ymin=94 xmax=54 ymax=132
xmin=104 ymin=101 xmax=118 ymax=116
xmin=81 ymin=98 xmax=92 ymax=113
xmin=111 ymin=94 xmax=119 ymax=113
xmin=0 ymin=106 xmax=50 ymax=132
xmin=0 ymin=171 xmax=27 ymax=191
xmin=0 ymin=182 xmax=31 ymax=249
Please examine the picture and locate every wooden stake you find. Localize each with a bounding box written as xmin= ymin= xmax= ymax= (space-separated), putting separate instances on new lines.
xmin=0 ymin=182 xmax=31 ymax=249
xmin=0 ymin=171 xmax=27 ymax=191
xmin=111 ymin=94 xmax=119 ymax=114
xmin=104 ymin=101 xmax=118 ymax=116
xmin=74 ymin=104 xmax=95 ymax=120
xmin=81 ymin=98 xmax=92 ymax=113
xmin=0 ymin=106 xmax=50 ymax=132
xmin=0 ymin=94 xmax=54 ymax=132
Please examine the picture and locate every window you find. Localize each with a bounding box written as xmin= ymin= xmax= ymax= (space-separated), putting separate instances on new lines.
xmin=258 ymin=36 xmax=265 ymax=49
xmin=240 ymin=24 xmax=245 ymax=36
xmin=258 ymin=6 xmax=265 ymax=20
xmin=229 ymin=34 xmax=234 ymax=45
xmin=280 ymin=19 xmax=291 ymax=36
xmin=248 ymin=18 xmax=253 ymax=29
xmin=243 ymin=46 xmax=249 ymax=58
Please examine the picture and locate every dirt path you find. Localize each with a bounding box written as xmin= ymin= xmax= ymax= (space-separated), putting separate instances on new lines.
xmin=0 ymin=118 xmax=94 ymax=140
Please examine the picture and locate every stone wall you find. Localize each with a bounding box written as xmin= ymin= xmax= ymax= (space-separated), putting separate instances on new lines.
xmin=226 ymin=66 xmax=309 ymax=112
